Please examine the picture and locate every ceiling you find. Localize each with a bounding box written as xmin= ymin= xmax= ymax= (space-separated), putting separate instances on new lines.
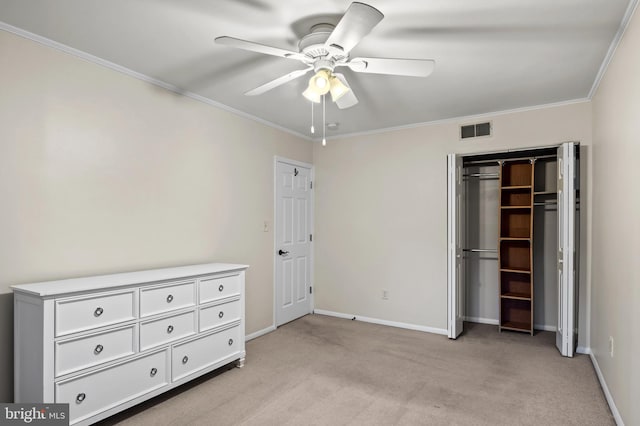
xmin=0 ymin=0 xmax=634 ymax=138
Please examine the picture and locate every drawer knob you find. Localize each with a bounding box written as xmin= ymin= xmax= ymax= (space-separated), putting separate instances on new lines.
xmin=228 ymin=338 xmax=233 ymax=346
xmin=218 ymin=284 xmax=224 ymax=292
xmin=166 ymin=294 xmax=174 ymax=303
xmin=218 ymin=311 xmax=224 ymax=319
xmin=150 ymin=367 xmax=158 ymax=377
xmin=182 ymin=356 xmax=189 ymax=364
xmin=94 ymin=307 xmax=104 ymax=317
xmin=167 ymin=325 xmax=174 ymax=334
xmin=94 ymin=344 xmax=104 ymax=354
xmin=76 ymin=393 xmax=86 ymax=403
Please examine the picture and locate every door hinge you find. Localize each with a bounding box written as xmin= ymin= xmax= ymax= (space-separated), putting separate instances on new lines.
xmin=310 ymin=181 xmax=313 ymax=189
xmin=310 ymin=234 xmax=313 ymax=242
xmin=309 ymin=286 xmax=313 ymax=294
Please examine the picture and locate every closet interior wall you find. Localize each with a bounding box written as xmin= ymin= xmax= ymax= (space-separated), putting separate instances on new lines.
xmin=463 ymin=150 xmax=559 ymax=331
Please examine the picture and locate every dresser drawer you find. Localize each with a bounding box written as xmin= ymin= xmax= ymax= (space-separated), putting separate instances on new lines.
xmin=199 ymin=274 xmax=241 ymax=304
xmin=55 ymin=325 xmax=136 ymax=377
xmin=56 ymin=349 xmax=168 ymax=425
xmin=199 ymin=299 xmax=241 ymax=332
xmin=140 ymin=280 xmax=195 ymax=318
xmin=140 ymin=310 xmax=196 ymax=351
xmin=172 ymin=325 xmax=241 ymax=382
xmin=56 ymin=290 xmax=136 ymax=337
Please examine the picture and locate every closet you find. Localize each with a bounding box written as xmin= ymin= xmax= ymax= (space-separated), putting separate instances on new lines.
xmin=447 ymin=143 xmax=579 ymax=356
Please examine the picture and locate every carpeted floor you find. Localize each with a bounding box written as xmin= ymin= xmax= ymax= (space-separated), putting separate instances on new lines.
xmin=99 ymin=314 xmax=614 ymax=425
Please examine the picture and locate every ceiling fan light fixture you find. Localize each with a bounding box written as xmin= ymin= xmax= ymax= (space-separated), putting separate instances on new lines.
xmin=302 ymin=86 xmax=322 ymax=103
xmin=329 ymin=74 xmax=350 ymax=102
xmin=309 ymin=69 xmax=331 ymax=95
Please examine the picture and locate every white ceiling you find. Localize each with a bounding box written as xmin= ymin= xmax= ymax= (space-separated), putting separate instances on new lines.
xmin=0 ymin=0 xmax=633 ymax=138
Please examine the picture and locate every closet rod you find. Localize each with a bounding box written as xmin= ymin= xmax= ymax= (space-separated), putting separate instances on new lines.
xmin=463 ymin=248 xmax=498 ymax=253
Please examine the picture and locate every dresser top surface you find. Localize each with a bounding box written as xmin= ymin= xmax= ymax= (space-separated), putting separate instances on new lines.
xmin=11 ymin=263 xmax=249 ymax=297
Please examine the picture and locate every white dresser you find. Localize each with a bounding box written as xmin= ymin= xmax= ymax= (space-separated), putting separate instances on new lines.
xmin=12 ymin=263 xmax=248 ymax=425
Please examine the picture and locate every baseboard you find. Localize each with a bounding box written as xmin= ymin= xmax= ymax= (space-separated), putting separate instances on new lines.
xmin=464 ymin=316 xmax=498 ymax=325
xmin=576 ymin=346 xmax=591 ymax=355
xmin=465 ymin=317 xmax=556 ymax=332
xmin=589 ymin=352 xmax=624 ymax=425
xmin=245 ymin=325 xmax=276 ymax=342
xmin=314 ymin=309 xmax=448 ymax=336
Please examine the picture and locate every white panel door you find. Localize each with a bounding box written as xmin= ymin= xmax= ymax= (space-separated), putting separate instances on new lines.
xmin=447 ymin=154 xmax=465 ymax=339
xmin=556 ymin=142 xmax=576 ymax=356
xmin=275 ymin=160 xmax=312 ymax=326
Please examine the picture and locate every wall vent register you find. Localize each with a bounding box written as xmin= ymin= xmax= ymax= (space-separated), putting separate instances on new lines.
xmin=461 ymin=122 xmax=492 ymax=139
xmin=12 ymin=263 xmax=248 ymax=426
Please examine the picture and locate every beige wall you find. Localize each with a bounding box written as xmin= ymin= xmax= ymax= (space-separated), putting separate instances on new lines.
xmin=591 ymin=5 xmax=640 ymax=425
xmin=313 ymin=102 xmax=592 ymax=339
xmin=0 ymin=30 xmax=312 ymax=402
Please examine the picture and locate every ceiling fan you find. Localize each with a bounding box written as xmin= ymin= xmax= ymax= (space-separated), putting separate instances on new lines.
xmin=215 ymin=2 xmax=436 ymax=109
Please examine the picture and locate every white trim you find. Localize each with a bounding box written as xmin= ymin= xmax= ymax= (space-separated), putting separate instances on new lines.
xmin=273 ymin=157 xmax=315 ymax=327
xmin=589 ymin=352 xmax=625 ymax=425
xmin=245 ymin=325 xmax=276 ymax=342
xmin=465 ymin=317 xmax=556 ymax=332
xmin=0 ymin=21 xmax=311 ymax=142
xmin=465 ymin=316 xmax=498 ymax=326
xmin=314 ymin=309 xmax=448 ymax=336
xmin=322 ymin=99 xmax=591 ymax=142
xmin=576 ymin=346 xmax=591 ymax=355
xmin=588 ymin=0 xmax=640 ymax=99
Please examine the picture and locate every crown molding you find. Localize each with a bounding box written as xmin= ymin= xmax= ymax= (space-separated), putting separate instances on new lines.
xmin=0 ymin=21 xmax=312 ymax=142
xmin=588 ymin=0 xmax=639 ymax=99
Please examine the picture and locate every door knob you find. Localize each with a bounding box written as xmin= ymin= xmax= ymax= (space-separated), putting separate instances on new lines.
xmin=278 ymin=249 xmax=289 ymax=256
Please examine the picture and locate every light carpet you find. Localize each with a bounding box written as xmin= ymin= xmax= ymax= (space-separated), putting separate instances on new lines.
xmin=99 ymin=314 xmax=614 ymax=425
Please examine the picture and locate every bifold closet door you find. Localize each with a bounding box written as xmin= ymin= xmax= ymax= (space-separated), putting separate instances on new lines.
xmin=556 ymin=142 xmax=577 ymax=357
xmin=447 ymin=154 xmax=465 ymax=339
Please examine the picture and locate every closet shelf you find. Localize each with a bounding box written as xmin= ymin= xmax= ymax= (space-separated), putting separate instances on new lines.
xmin=501 ymin=185 xmax=532 ymax=190
xmin=500 ymin=322 xmax=532 ymax=333
xmin=499 ymin=237 xmax=531 ymax=242
xmin=501 ymin=293 xmax=532 ymax=301
xmin=500 ymin=206 xmax=532 ymax=210
xmin=499 ymin=268 xmax=531 ymax=274
xmin=534 ymin=191 xmax=557 ymax=196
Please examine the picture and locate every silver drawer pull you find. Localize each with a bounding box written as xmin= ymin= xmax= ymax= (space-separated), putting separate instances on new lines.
xmin=150 ymin=367 xmax=158 ymax=377
xmin=218 ymin=284 xmax=224 ymax=292
xmin=76 ymin=393 xmax=86 ymax=403
xmin=182 ymin=356 xmax=189 ymax=364
xmin=94 ymin=344 xmax=104 ymax=354
xmin=228 ymin=338 xmax=233 ymax=346
xmin=166 ymin=294 xmax=174 ymax=303
xmin=218 ymin=311 xmax=224 ymax=319
xmin=167 ymin=325 xmax=174 ymax=334
xmin=94 ymin=307 xmax=104 ymax=317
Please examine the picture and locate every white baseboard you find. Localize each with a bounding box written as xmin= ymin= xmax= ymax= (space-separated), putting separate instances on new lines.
xmin=245 ymin=325 xmax=276 ymax=342
xmin=314 ymin=309 xmax=448 ymax=336
xmin=465 ymin=317 xmax=556 ymax=332
xmin=589 ymin=352 xmax=624 ymax=425
xmin=464 ymin=316 xmax=498 ymax=325
xmin=576 ymin=346 xmax=591 ymax=355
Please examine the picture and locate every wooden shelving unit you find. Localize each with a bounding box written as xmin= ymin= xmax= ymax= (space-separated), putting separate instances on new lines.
xmin=498 ymin=159 xmax=534 ymax=334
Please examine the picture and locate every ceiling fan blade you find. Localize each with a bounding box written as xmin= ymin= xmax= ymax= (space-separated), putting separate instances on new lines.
xmin=324 ymin=2 xmax=384 ymax=54
xmin=348 ymin=57 xmax=435 ymax=77
xmin=245 ymin=67 xmax=313 ymax=96
xmin=215 ymin=36 xmax=307 ymax=61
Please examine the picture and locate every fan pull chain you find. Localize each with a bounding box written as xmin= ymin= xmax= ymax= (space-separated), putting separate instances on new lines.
xmin=322 ymin=94 xmax=327 ymax=146
xmin=310 ymin=101 xmax=315 ymax=134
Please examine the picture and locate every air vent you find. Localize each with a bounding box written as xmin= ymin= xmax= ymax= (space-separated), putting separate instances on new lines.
xmin=461 ymin=121 xmax=492 ymax=139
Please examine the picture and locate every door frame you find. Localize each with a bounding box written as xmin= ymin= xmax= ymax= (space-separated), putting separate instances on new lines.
xmin=273 ymin=156 xmax=315 ymax=327
xmin=446 ymin=143 xmax=579 ymax=356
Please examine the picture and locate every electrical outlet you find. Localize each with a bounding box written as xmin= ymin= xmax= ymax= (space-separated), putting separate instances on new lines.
xmin=382 ymin=289 xmax=389 ymax=300
xmin=609 ymin=336 xmax=614 ymax=358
